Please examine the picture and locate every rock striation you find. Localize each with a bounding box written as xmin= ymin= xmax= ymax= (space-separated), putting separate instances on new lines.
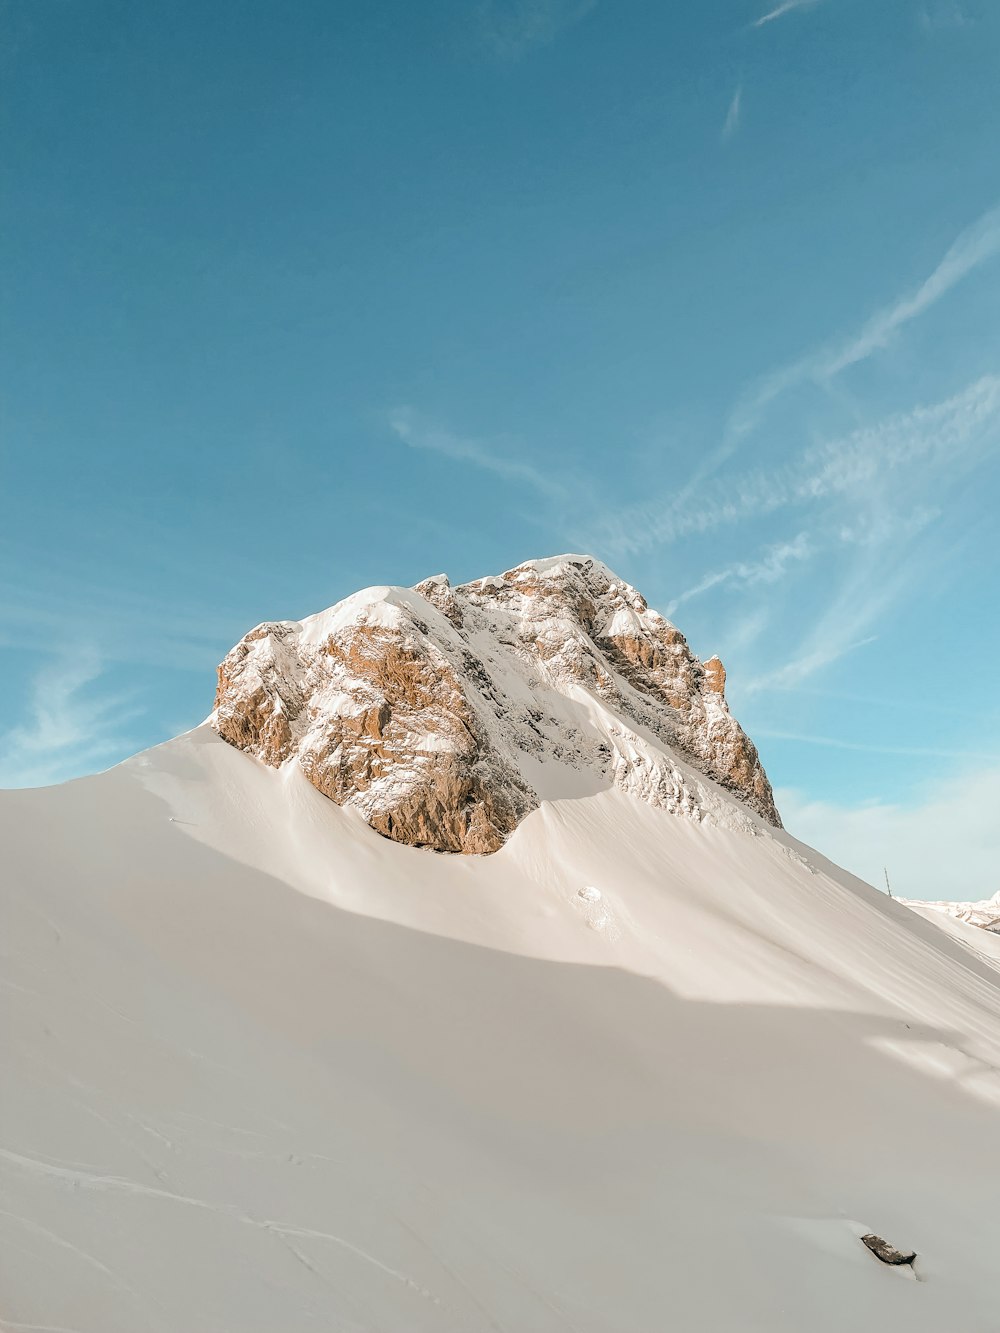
xmin=212 ymin=555 xmax=779 ymax=853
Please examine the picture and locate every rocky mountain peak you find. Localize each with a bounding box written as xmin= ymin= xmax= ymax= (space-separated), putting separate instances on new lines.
xmin=211 ymin=554 xmax=779 ymax=853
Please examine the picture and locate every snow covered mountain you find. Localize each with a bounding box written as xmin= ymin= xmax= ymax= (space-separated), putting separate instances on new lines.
xmin=3 ymin=555 xmax=1000 ymax=1333
xmin=902 ymin=892 xmax=1000 ymax=935
xmin=212 ymin=554 xmax=778 ymax=853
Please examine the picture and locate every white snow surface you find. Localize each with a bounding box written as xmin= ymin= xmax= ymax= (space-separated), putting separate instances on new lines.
xmin=296 ymin=584 xmax=434 ymax=646
xmin=3 ymin=724 xmax=1000 ymax=1331
xmin=506 ymin=553 xmax=623 ymax=584
xmin=901 ymin=893 xmax=1000 ymax=938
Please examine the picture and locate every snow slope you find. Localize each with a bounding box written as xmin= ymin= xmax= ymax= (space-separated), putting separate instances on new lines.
xmin=902 ymin=893 xmax=1000 ymax=936
xmin=3 ymin=724 xmax=1000 ymax=1332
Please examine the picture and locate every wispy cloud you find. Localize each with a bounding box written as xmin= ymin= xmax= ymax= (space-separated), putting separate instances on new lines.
xmin=727 ymin=200 xmax=1000 ymax=443
xmin=665 ymin=532 xmax=811 ymax=617
xmin=744 ymin=680 xmax=990 ymax=718
xmin=820 ymin=204 xmax=1000 ymax=378
xmin=837 ymin=504 xmax=940 ymax=548
xmin=476 ymin=0 xmax=597 ymax=59
xmin=0 ymin=647 xmax=142 ymax=789
xmin=596 ymin=375 xmax=1000 ymax=691
xmin=599 ymin=374 xmax=1000 ymax=557
xmin=752 ymin=0 xmax=822 ymax=28
xmin=776 ymin=767 xmax=1000 ymax=900
xmin=741 ymin=499 xmax=948 ymax=695
xmin=918 ymin=3 xmax=969 ymax=31
xmin=388 ymin=406 xmax=568 ymax=501
xmin=746 ymin=634 xmax=879 ymax=693
xmin=741 ymin=503 xmax=936 ymax=694
xmin=758 ymin=730 xmax=996 ymax=760
xmin=721 ymin=85 xmax=742 ymax=142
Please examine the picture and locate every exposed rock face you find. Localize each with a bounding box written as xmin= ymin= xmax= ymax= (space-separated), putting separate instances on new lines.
xmin=213 ymin=555 xmax=780 ymax=853
xmin=703 ymin=655 xmax=726 ymax=695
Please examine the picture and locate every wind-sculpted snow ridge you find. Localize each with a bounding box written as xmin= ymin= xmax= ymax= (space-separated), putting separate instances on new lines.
xmin=212 ymin=554 xmax=779 ymax=853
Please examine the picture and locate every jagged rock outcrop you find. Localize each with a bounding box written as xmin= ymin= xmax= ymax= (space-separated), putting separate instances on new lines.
xmin=212 ymin=555 xmax=779 ymax=853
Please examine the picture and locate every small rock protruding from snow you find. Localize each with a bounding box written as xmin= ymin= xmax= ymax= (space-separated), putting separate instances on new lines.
xmin=861 ymin=1234 xmax=917 ymax=1267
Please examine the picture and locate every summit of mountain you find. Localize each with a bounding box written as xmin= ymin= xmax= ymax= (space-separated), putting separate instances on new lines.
xmin=212 ymin=554 xmax=778 ymax=853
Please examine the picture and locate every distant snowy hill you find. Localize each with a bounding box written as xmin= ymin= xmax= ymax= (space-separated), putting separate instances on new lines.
xmin=902 ymin=892 xmax=1000 ymax=936
xmin=2 ymin=556 xmax=1000 ymax=1332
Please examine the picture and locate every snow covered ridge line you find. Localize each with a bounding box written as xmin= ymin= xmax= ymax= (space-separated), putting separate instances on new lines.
xmin=211 ymin=554 xmax=779 ymax=853
xmin=901 ymin=892 xmax=1000 ymax=935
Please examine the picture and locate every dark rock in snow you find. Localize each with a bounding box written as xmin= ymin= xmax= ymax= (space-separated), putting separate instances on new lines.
xmin=861 ymin=1233 xmax=916 ymax=1266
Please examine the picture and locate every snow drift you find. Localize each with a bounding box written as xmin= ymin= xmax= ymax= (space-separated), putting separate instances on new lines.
xmin=2 ymin=555 xmax=1000 ymax=1332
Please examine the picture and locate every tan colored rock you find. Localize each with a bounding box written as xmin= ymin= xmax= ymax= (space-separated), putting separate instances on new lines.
xmin=703 ymin=655 xmax=726 ymax=695
xmin=215 ymin=606 xmax=534 ymax=855
xmin=212 ymin=555 xmax=781 ymax=855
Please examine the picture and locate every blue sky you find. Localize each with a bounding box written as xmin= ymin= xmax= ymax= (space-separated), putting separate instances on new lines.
xmin=2 ymin=0 xmax=999 ymax=898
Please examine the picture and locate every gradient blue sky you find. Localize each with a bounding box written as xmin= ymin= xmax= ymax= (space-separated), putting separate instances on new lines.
xmin=2 ymin=0 xmax=999 ymax=898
